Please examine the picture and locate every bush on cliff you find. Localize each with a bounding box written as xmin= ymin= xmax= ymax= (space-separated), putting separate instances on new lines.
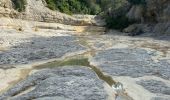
xmin=45 ymin=0 xmax=101 ymax=15
xmin=105 ymin=15 xmax=134 ymax=30
xmin=12 ymin=0 xmax=27 ymax=12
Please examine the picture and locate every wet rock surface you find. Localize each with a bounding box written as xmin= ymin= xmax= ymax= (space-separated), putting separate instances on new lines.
xmin=0 ymin=36 xmax=86 ymax=65
xmin=0 ymin=66 xmax=107 ymax=100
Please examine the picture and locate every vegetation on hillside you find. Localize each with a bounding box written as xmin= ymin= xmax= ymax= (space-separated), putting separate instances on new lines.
xmin=104 ymin=0 xmax=146 ymax=30
xmin=45 ymin=0 xmax=133 ymax=29
xmin=12 ymin=0 xmax=27 ymax=12
xmin=11 ymin=0 xmax=146 ymax=30
xmin=105 ymin=15 xmax=134 ymax=30
xmin=45 ymin=0 xmax=101 ymax=15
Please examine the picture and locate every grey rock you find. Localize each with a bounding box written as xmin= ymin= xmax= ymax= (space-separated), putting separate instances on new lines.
xmin=0 ymin=36 xmax=86 ymax=65
xmin=126 ymin=5 xmax=144 ymax=22
xmin=137 ymin=80 xmax=170 ymax=95
xmin=151 ymin=97 xmax=170 ymax=100
xmin=91 ymin=48 xmax=170 ymax=79
xmin=0 ymin=66 xmax=107 ymax=100
xmin=34 ymin=96 xmax=72 ymax=100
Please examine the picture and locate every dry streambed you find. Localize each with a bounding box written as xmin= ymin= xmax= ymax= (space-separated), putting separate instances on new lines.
xmin=0 ymin=28 xmax=170 ymax=100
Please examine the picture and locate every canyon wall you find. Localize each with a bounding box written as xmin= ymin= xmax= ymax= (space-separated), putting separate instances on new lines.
xmin=124 ymin=0 xmax=170 ymax=35
xmin=0 ymin=0 xmax=100 ymax=26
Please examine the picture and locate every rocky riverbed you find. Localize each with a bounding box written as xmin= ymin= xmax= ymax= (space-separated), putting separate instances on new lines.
xmin=0 ymin=21 xmax=170 ymax=100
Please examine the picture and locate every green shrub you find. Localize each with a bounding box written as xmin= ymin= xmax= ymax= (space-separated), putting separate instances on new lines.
xmin=12 ymin=0 xmax=27 ymax=12
xmin=105 ymin=15 xmax=134 ymax=30
xmin=45 ymin=0 xmax=101 ymax=15
xmin=45 ymin=0 xmax=56 ymax=10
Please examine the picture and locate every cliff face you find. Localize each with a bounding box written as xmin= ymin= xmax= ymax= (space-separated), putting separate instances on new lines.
xmin=144 ymin=0 xmax=170 ymax=23
xmin=0 ymin=0 xmax=169 ymax=34
xmin=124 ymin=0 xmax=170 ymax=35
xmin=0 ymin=0 xmax=101 ymax=26
xmin=0 ymin=0 xmax=18 ymax=18
xmin=0 ymin=0 xmax=12 ymax=8
xmin=145 ymin=0 xmax=170 ymax=34
xmin=126 ymin=0 xmax=170 ymax=23
xmin=21 ymin=0 xmax=90 ymax=25
xmin=105 ymin=0 xmax=170 ymax=34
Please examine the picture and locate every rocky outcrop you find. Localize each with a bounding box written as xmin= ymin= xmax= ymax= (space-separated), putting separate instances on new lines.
xmin=125 ymin=0 xmax=170 ymax=23
xmin=126 ymin=5 xmax=144 ymax=22
xmin=0 ymin=0 xmax=13 ymax=8
xmin=124 ymin=0 xmax=170 ymax=35
xmin=0 ymin=0 xmax=102 ymax=26
xmin=105 ymin=0 xmax=170 ymax=34
xmin=18 ymin=0 xmax=89 ymax=25
xmin=144 ymin=0 xmax=170 ymax=23
xmin=123 ymin=22 xmax=170 ymax=35
xmin=0 ymin=7 xmax=17 ymax=18
xmin=104 ymin=0 xmax=131 ymax=18
xmin=0 ymin=0 xmax=18 ymax=18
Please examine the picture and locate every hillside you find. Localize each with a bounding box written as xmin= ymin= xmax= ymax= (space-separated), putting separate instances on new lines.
xmin=103 ymin=0 xmax=170 ymax=35
xmin=0 ymin=0 xmax=104 ymax=26
xmin=1 ymin=0 xmax=169 ymax=35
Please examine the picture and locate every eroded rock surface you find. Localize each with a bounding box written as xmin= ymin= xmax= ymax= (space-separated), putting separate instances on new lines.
xmin=0 ymin=66 xmax=107 ymax=100
xmin=90 ymin=48 xmax=170 ymax=99
xmin=0 ymin=35 xmax=86 ymax=65
xmin=137 ymin=80 xmax=170 ymax=95
xmin=0 ymin=27 xmax=170 ymax=100
xmin=91 ymin=48 xmax=170 ymax=79
xmin=137 ymin=80 xmax=170 ymax=100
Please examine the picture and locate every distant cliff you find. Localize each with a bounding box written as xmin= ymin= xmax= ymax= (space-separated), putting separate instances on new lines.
xmin=0 ymin=0 xmax=103 ymax=26
xmin=104 ymin=0 xmax=170 ymax=35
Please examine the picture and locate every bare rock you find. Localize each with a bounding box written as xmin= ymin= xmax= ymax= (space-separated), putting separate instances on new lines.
xmin=153 ymin=23 xmax=170 ymax=34
xmin=123 ymin=24 xmax=144 ymax=36
xmin=0 ymin=36 xmax=86 ymax=65
xmin=0 ymin=66 xmax=108 ymax=100
xmin=0 ymin=0 xmax=13 ymax=9
xmin=90 ymin=48 xmax=170 ymax=79
xmin=137 ymin=80 xmax=170 ymax=95
xmin=126 ymin=5 xmax=144 ymax=22
xmin=145 ymin=0 xmax=170 ymax=22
